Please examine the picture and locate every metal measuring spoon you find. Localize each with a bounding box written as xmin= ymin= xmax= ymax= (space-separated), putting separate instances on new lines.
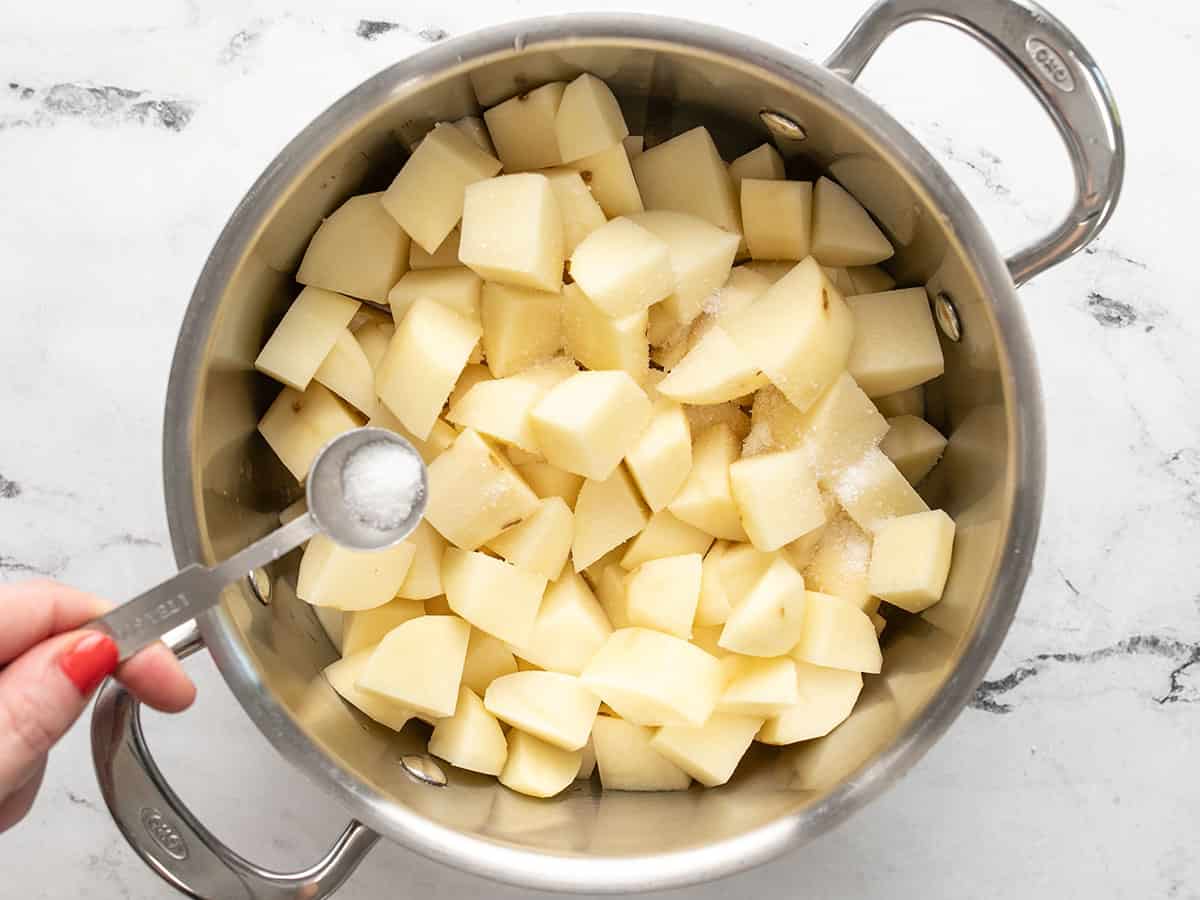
xmin=89 ymin=427 xmax=428 ymax=662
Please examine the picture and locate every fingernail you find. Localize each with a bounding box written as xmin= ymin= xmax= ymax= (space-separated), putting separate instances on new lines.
xmin=59 ymin=632 xmax=119 ymax=695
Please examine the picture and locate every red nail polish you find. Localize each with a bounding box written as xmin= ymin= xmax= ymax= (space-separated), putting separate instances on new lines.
xmin=59 ymin=632 xmax=119 ymax=696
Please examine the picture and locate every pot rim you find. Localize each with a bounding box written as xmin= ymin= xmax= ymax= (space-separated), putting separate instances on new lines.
xmin=163 ymin=13 xmax=1045 ymax=893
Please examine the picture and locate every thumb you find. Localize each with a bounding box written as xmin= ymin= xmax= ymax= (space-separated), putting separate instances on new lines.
xmin=0 ymin=630 xmax=118 ymax=795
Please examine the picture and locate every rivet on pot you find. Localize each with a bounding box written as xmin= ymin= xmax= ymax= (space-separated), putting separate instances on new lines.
xmin=400 ymin=754 xmax=447 ymax=787
xmin=934 ymin=291 xmax=963 ymax=342
xmin=248 ymin=569 xmax=271 ymax=605
xmin=759 ymin=109 xmax=807 ymax=141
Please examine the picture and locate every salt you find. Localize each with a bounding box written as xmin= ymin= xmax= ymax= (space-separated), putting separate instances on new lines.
xmin=341 ymin=440 xmax=423 ymax=531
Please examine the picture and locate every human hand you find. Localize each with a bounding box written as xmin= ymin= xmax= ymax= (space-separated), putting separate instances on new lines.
xmin=0 ymin=579 xmax=196 ymax=831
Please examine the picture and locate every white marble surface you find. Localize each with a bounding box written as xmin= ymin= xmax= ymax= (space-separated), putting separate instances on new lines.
xmin=0 ymin=0 xmax=1196 ymax=896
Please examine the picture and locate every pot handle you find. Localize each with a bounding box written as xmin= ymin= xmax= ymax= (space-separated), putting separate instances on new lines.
xmin=90 ymin=621 xmax=379 ymax=899
xmin=825 ymin=0 xmax=1124 ymax=286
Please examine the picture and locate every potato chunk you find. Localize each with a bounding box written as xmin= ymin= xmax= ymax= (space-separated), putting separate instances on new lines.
xmin=718 ymin=656 xmax=799 ymax=716
xmin=513 ymin=568 xmax=612 ymax=675
xmin=803 ymin=513 xmax=874 ymax=611
xmin=569 ymin=217 xmax=675 ymax=317
xmin=791 ymin=591 xmax=882 ymax=673
xmin=695 ymin=541 xmax=733 ymax=627
xmin=255 ymin=287 xmax=360 ymax=391
xmin=485 ymin=496 xmax=574 ymax=580
xmin=810 ymin=176 xmax=893 ymax=266
xmin=880 ymin=414 xmax=947 ymax=484
xmin=357 ymin=615 xmax=470 ymax=719
xmin=561 ymin=283 xmax=648 ymax=376
xmin=874 ymin=385 xmax=925 ymax=418
xmin=592 ymin=716 xmax=691 ymax=791
xmin=628 ymin=210 xmax=739 ymax=326
xmin=530 ymin=371 xmax=651 ymax=480
xmin=868 ymin=509 xmax=955 ymax=612
xmin=651 ymin=713 xmax=761 ymax=787
xmin=484 ymin=82 xmax=566 ymax=172
xmin=718 ymin=557 xmax=806 ymax=657
xmin=408 ymin=226 xmax=461 ymax=270
xmin=846 ymin=288 xmax=944 ymax=397
xmin=484 ymin=671 xmax=600 ymax=751
xmin=541 ymin=167 xmax=607 ymax=254
xmin=297 ymin=193 xmax=409 ymax=303
xmin=461 ymin=629 xmax=519 ymax=695
xmin=632 ymin=126 xmax=741 ymax=236
xmin=296 ymin=535 xmax=415 ymax=611
xmin=324 ymin=650 xmax=415 ymax=732
xmin=446 ymin=360 xmax=575 ymax=454
xmin=500 ymin=730 xmax=581 ymax=799
xmin=741 ymin=179 xmax=812 ymax=261
xmin=429 ymin=686 xmax=508 ymax=776
xmin=756 ymin=662 xmax=863 ymax=744
xmin=387 ymin=267 xmax=483 ymax=323
xmin=624 ymin=553 xmax=703 ymax=639
xmin=797 ymin=372 xmax=890 ymax=481
xmin=395 ymin=521 xmax=447 ymax=600
xmin=668 ymin=423 xmax=748 ymax=542
xmin=572 ymin=465 xmax=650 ymax=572
xmin=313 ymin=328 xmax=377 ymax=416
xmin=829 ymin=447 xmax=929 ymax=534
xmin=555 ymin=73 xmax=629 ymax=162
xmin=442 ymin=548 xmax=548 ymax=647
xmin=729 ymin=449 xmax=825 ymax=552
xmin=460 ymin=173 xmax=564 ymax=293
xmin=657 ymin=325 xmax=767 ymax=406
xmin=515 ymin=460 xmax=584 ymax=509
xmin=258 ymin=381 xmax=362 ymax=481
xmin=624 ymin=399 xmax=691 ymax=512
xmin=566 ymin=142 xmax=643 ymax=217
xmin=341 ymin=597 xmax=425 ymax=655
xmin=728 ymin=143 xmax=785 ymax=189
xmin=619 ymin=509 xmax=713 ymax=570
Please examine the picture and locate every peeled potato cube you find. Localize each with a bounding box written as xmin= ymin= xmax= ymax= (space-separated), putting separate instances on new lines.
xmin=555 ymin=73 xmax=629 ymax=162
xmin=387 ymin=267 xmax=483 ymax=323
xmin=313 ymin=328 xmax=377 ymax=416
xmin=409 ymin=226 xmax=461 ymax=270
xmin=687 ymin=267 xmax=772 ymax=352
xmin=484 ymin=82 xmax=566 ymax=172
xmin=515 ymin=460 xmax=584 ymax=509
xmin=461 ymin=629 xmax=520 ymax=695
xmin=382 ymin=122 xmax=502 ymax=254
xmin=484 ymin=670 xmax=600 ymax=751
xmin=324 ymin=651 xmax=415 ymax=731
xmin=868 ymin=509 xmax=955 ymax=612
xmin=846 ymin=288 xmax=944 ymax=397
xmin=717 ymin=543 xmax=780 ymax=599
xmin=514 ymin=568 xmax=612 ymax=675
xmin=797 ymin=372 xmax=890 ymax=481
xmin=741 ymin=179 xmax=812 ymax=261
xmin=620 ymin=509 xmax=713 ymax=570
xmin=530 ymin=371 xmax=651 ymax=480
xmin=569 ymin=218 xmax=674 ymax=317
xmin=803 ymin=513 xmax=874 ymax=611
xmin=591 ymin=716 xmax=691 ymax=791
xmin=500 ymin=730 xmax=581 ymax=799
xmin=566 ymin=142 xmax=643 ymax=217
xmin=791 ymin=591 xmax=882 ymax=673
xmin=448 ymin=363 xmax=494 ymax=411
xmin=756 ymin=661 xmax=863 ymax=744
xmin=572 ymin=466 xmax=650 ymax=572
xmin=395 ymin=520 xmax=447 ymax=600
xmin=729 ymin=449 xmax=825 ymax=551
xmin=657 ymin=326 xmax=767 ymax=406
xmin=874 ymin=385 xmax=925 ymax=418
xmin=695 ymin=541 xmax=733 ymax=627
xmin=580 ymin=627 xmax=723 ymax=726
xmin=684 ymin=401 xmax=751 ymax=443
xmin=443 ymin=548 xmax=548 ymax=647
xmin=830 ymin=447 xmax=929 ymax=534
xmin=722 ymin=257 xmax=854 ymax=413
xmin=632 ymin=126 xmax=740 ymax=236
xmin=541 ymin=167 xmax=607 ymax=254
xmin=446 ymin=361 xmax=575 ymax=453
xmin=485 ymin=497 xmax=574 ymax=580
xmin=668 ymin=423 xmax=748 ymax=542
xmin=651 ymin=713 xmax=761 ymax=787
xmin=719 ymin=557 xmax=806 ymax=657
xmin=594 ymin=562 xmax=631 ymax=629
xmin=880 ymin=415 xmax=947 ymax=484
xmin=355 ymin=321 xmax=396 ymax=372
xmin=367 ymin=406 xmax=456 ymax=465
xmin=297 ymin=535 xmax=415 ymax=611
xmin=729 ymin=143 xmax=785 ymax=190
xmin=430 ymin=686 xmax=508 ymax=776
xmin=576 ymin=736 xmax=598 ymax=779
xmin=453 ymin=115 xmax=494 ymax=154
xmin=357 ymin=615 xmax=470 ymax=718
xmin=460 ymin=174 xmax=564 ymax=293
xmin=628 ymin=210 xmax=740 ymax=326
xmin=810 ymin=176 xmax=893 ymax=266
xmin=624 ymin=400 xmax=691 ymax=513
xmin=341 ymin=597 xmax=425 ymax=655
xmin=562 ymin=283 xmax=648 ymax=376
xmin=296 ymin=193 xmax=409 ymax=303
xmin=377 ymin=298 xmax=481 ymax=439
xmin=847 ymin=264 xmax=895 ymax=294
xmin=718 ymin=656 xmax=799 ymax=716
xmin=255 ymin=287 xmax=360 ymax=391
xmin=258 ymin=382 xmax=362 ymax=481
xmin=624 ymin=553 xmax=703 ymax=639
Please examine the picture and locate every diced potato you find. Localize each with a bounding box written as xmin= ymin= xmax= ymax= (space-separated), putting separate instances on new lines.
xmin=657 ymin=326 xmax=767 ymax=405
xmin=687 ymin=267 xmax=772 ymax=352
xmin=531 ymin=371 xmax=651 ymax=480
xmin=741 ymin=260 xmax=794 ymax=283
xmin=569 ymin=218 xmax=674 ymax=317
xmin=718 ymin=656 xmax=799 ymax=716
xmin=594 ymin=563 xmax=630 ymax=629
xmin=741 ymin=179 xmax=811 ymax=261
xmin=576 ymin=736 xmax=597 ymax=779
xmin=367 ymin=406 xmax=456 ymax=465
xmin=324 ymin=651 xmax=415 ymax=731
xmin=506 ymin=445 xmax=543 ymax=466
xmin=632 ymin=126 xmax=741 ymax=236
xmin=669 ymin=423 xmax=749 ymax=542
xmin=717 ymin=543 xmax=780 ymax=599
xmin=580 ymin=627 xmax=723 ymax=726
xmin=566 ymin=142 xmax=643 ymax=217
xmin=829 ymin=447 xmax=929 ymax=534
xmin=729 ymin=448 xmax=825 ymax=551
xmin=728 ymin=143 xmax=785 ymax=190
xmin=880 ymin=415 xmax=947 ymax=484
xmin=803 ymin=374 xmax=891 ymax=482
xmin=485 ymin=496 xmax=574 ymax=580
xmin=296 ymin=193 xmax=410 ymax=303
xmin=460 ymin=174 xmax=564 ymax=293
xmin=628 ymin=211 xmax=740 ymax=326
xmin=591 ymin=716 xmax=691 ymax=791
xmin=651 ymin=713 xmax=761 ymax=787
xmin=555 ymin=73 xmax=629 ymax=162
xmin=484 ymin=670 xmax=600 ymax=750
xmin=355 ymin=321 xmax=395 ymax=371
xmin=756 ymin=662 xmax=863 ymax=744
xmin=387 ymin=267 xmax=483 ymax=323
xmin=357 ymin=615 xmax=470 ymax=718
xmin=810 ymin=176 xmax=893 ymax=266
xmin=500 ymin=730 xmax=582 ymax=799
xmin=296 ymin=534 xmax=415 ymax=611
xmin=429 ymin=686 xmax=508 ymax=776
xmin=572 ymin=465 xmax=650 ymax=572
xmin=874 ymin=385 xmax=925 ymax=418
xmin=425 ymin=429 xmax=540 ymax=550
xmin=259 ymin=382 xmax=362 ymax=481
xmin=791 ymin=591 xmax=882 ymax=673
xmin=377 ymin=298 xmax=481 ymax=439
xmin=718 ymin=557 xmax=806 ymax=657
xmin=409 ymin=226 xmax=461 ymax=270
xmin=442 ymin=548 xmax=548 ymax=647
xmin=647 ymin=302 xmax=687 ymax=348
xmin=561 ymin=283 xmax=648 ymax=376
xmin=620 ymin=509 xmax=713 ymax=570
xmin=695 ymin=541 xmax=733 ymax=627
xmin=846 ymin=264 xmax=895 ymax=295
xmin=623 ymin=135 xmax=643 ymax=158
xmin=846 ymin=288 xmax=944 ymax=397
xmin=514 ymin=567 xmax=612 ymax=675
xmin=624 ymin=400 xmax=691 ymax=512
xmin=461 ymin=628 xmax=520 ymax=695
xmin=624 ymin=553 xmax=703 ymax=639
xmin=484 ymin=82 xmax=567 ymax=172
xmin=721 ymin=257 xmax=853 ymax=412
xmin=382 ymin=122 xmax=502 ymax=254
xmin=255 ymin=287 xmax=361 ymax=391
xmin=868 ymin=509 xmax=955 ymax=612
xmin=690 ymin=624 xmax=732 ymax=659
xmin=515 ymin=460 xmax=584 ymax=509
xmin=454 ymin=115 xmax=495 ymax=155
xmin=313 ymin=328 xmax=377 ymax=415
xmin=341 ymin=597 xmax=425 ymax=655
xmin=448 ymin=363 xmax=493 ymax=410
xmin=541 ymin=168 xmax=607 ymax=254
xmin=649 ymin=333 xmax=689 ymax=370
xmin=446 ymin=360 xmax=575 ymax=453
xmin=684 ymin=401 xmax=751 ymax=442
xmin=803 ymin=513 xmax=874 ymax=611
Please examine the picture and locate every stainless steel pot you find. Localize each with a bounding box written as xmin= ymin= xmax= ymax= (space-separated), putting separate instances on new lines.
xmin=90 ymin=1 xmax=1123 ymax=896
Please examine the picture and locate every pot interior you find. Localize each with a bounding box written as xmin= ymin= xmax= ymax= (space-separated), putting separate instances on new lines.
xmin=182 ymin=30 xmax=1014 ymax=863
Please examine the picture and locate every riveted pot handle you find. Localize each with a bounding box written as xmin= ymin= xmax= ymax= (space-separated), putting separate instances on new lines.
xmin=90 ymin=621 xmax=378 ymax=899
xmin=825 ymin=0 xmax=1124 ymax=286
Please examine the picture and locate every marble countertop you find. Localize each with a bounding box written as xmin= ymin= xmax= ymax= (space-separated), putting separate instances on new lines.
xmin=1 ymin=0 xmax=1196 ymax=897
